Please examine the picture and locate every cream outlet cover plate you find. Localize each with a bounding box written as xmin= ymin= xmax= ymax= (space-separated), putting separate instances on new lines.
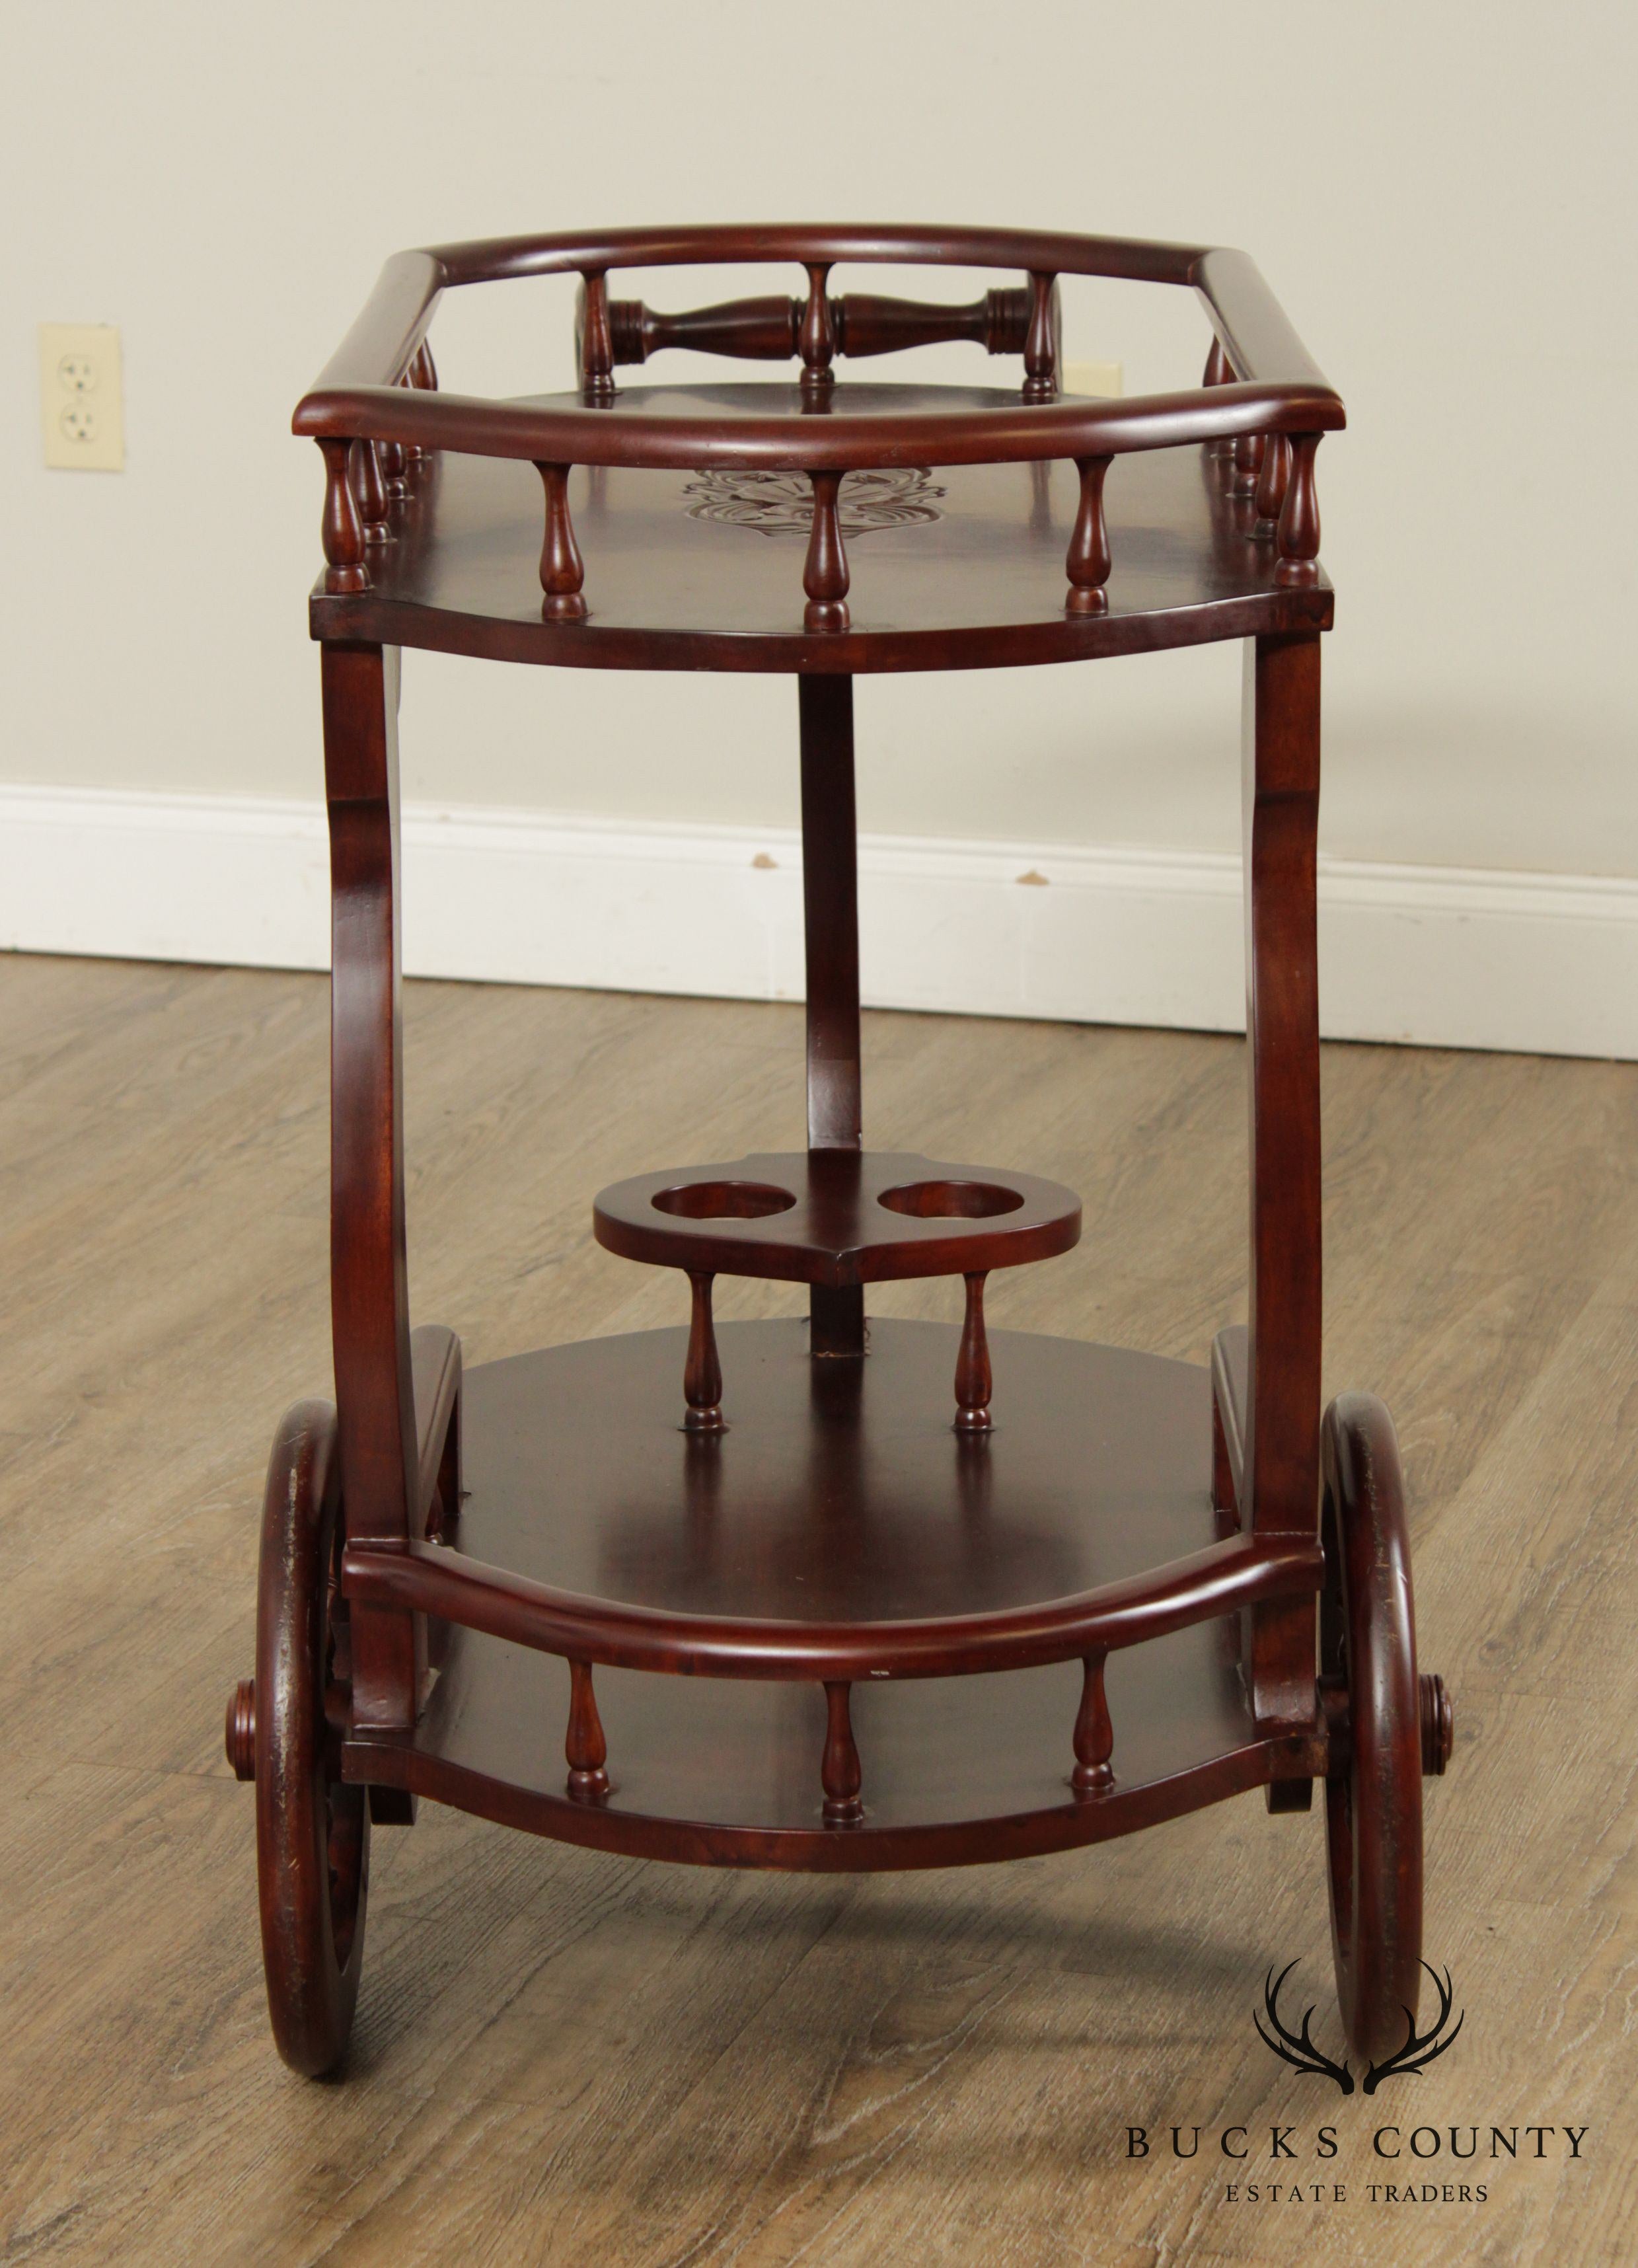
xmin=1062 ymin=358 xmax=1124 ymax=399
xmin=39 ymin=323 xmax=124 ymax=471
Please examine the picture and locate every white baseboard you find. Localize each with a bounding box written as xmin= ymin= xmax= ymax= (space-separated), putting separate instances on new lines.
xmin=2 ymin=784 xmax=1635 ymax=1059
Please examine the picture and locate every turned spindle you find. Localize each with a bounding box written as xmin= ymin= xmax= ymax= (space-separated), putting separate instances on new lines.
xmin=535 ymin=462 xmax=588 ymax=620
xmin=355 ymin=438 xmax=391 ymax=545
xmin=1255 ymin=432 xmax=1291 ymax=534
xmin=1072 ymin=1650 xmax=1115 ymax=1796
xmin=1275 ymin=433 xmax=1322 ymax=586
xmin=404 ymin=342 xmax=435 ymax=461
xmin=1064 ymin=455 xmax=1113 ymax=617
xmin=1232 ymin=430 xmax=1265 ymax=499
xmin=600 ymin=285 xmax=1039 ymax=369
xmin=579 ymin=271 xmax=616 ymax=402
xmin=800 ymin=263 xmax=836 ymax=398
xmin=954 ymin=1271 xmax=994 ymax=1433
xmin=1023 ymin=271 xmax=1059 ymax=401
xmin=803 ymin=470 xmax=850 ymax=632
xmin=1028 ymin=457 xmax=1053 ymax=537
xmin=379 ymin=437 xmax=409 ymax=502
xmin=318 ymin=437 xmax=368 ymax=594
xmin=398 ymin=375 xmax=424 ymax=470
xmin=821 ymin=1681 xmax=864 ymax=1824
xmin=566 ymin=1659 xmax=610 ymax=1801
xmin=1203 ymin=336 xmax=1235 ymax=459
xmin=683 ymin=1269 xmax=724 ymax=1433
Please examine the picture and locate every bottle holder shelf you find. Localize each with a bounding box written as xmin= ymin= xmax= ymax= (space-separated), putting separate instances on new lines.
xmin=593 ymin=1148 xmax=1080 ymax=1286
xmin=593 ymin=1148 xmax=1082 ymax=1435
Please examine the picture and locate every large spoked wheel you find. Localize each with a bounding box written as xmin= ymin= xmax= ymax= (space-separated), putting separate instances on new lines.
xmin=228 ymin=1400 xmax=369 ymax=2077
xmin=1320 ymin=1392 xmax=1450 ymax=2065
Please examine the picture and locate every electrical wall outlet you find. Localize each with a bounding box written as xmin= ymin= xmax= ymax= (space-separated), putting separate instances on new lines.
xmin=39 ymin=323 xmax=124 ymax=471
xmin=1063 ymin=358 xmax=1123 ymax=398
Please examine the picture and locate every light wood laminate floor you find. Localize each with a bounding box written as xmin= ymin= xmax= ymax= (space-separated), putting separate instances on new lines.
xmin=1 ymin=954 xmax=1633 ymax=2267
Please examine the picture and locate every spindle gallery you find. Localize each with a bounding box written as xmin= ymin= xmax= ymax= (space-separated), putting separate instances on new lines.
xmin=227 ymin=221 xmax=1452 ymax=2077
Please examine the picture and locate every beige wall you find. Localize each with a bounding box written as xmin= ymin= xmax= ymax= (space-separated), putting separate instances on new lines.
xmin=3 ymin=1 xmax=1633 ymax=874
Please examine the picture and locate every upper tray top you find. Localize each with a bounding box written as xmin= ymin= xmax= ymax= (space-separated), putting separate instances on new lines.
xmin=295 ymin=221 xmax=1343 ymax=467
xmin=299 ymin=223 xmax=1342 ymax=669
xmin=312 ymin=386 xmax=1333 ymax=671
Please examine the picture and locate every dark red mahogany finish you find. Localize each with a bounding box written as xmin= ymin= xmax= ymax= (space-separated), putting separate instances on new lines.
xmin=594 ymin=1150 xmax=1079 ymax=1286
xmin=227 ymin=222 xmax=1449 ymax=2078
xmin=342 ymin=1323 xmax=1328 ymax=1862
xmin=596 ymin=1147 xmax=1080 ymax=1430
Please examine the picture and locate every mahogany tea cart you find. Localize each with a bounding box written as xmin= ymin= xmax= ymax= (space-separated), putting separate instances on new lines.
xmin=227 ymin=223 xmax=1453 ymax=2078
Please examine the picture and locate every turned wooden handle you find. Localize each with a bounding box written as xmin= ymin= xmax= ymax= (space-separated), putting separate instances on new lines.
xmin=597 ymin=287 xmax=1037 ymax=368
xmin=835 ymin=286 xmax=1032 ymax=358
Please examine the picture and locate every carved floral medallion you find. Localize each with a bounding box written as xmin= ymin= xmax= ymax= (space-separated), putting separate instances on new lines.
xmin=683 ymin=467 xmax=946 ymax=537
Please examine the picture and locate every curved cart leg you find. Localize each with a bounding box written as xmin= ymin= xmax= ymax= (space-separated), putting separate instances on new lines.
xmin=1320 ymin=1392 xmax=1453 ymax=2065
xmin=225 ymin=1400 xmax=369 ymax=2077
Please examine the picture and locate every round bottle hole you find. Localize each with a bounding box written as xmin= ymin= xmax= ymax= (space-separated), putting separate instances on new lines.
xmin=877 ymin=1179 xmax=1025 ymax=1220
xmin=651 ymin=1179 xmax=797 ymax=1221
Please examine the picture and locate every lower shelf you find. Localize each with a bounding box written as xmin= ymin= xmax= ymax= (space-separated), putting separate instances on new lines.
xmin=347 ymin=1318 xmax=1305 ymax=1868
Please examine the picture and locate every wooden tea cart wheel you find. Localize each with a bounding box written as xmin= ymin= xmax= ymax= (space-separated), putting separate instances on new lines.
xmin=226 ymin=1400 xmax=369 ymax=2077
xmin=1320 ymin=1392 xmax=1452 ymax=2064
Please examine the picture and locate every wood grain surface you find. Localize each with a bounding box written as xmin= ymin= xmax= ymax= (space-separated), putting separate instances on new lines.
xmin=0 ymin=955 xmax=1632 ymax=2265
xmin=591 ymin=1148 xmax=1081 ymax=1285
xmin=311 ymin=435 xmax=1333 ymax=673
